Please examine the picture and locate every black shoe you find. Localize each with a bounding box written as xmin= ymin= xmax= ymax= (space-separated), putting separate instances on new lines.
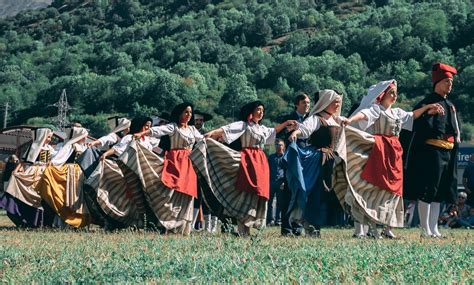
xmin=292 ymin=228 xmax=303 ymax=236
xmin=311 ymin=230 xmax=321 ymax=238
xmin=306 ymin=225 xmax=321 ymax=238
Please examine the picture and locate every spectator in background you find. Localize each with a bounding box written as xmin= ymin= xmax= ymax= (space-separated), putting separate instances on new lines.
xmin=267 ymin=138 xmax=285 ymax=226
xmin=440 ymin=191 xmax=471 ymax=228
xmin=463 ymin=154 xmax=474 ymax=207
xmin=1 ymin=154 xmax=19 ymax=194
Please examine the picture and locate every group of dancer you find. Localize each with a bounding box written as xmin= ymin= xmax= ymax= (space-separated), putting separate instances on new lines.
xmin=0 ymin=62 xmax=461 ymax=238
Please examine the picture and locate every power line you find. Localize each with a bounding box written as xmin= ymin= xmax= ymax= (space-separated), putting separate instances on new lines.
xmin=51 ymin=89 xmax=72 ymax=131
xmin=3 ymin=102 xmax=9 ymax=129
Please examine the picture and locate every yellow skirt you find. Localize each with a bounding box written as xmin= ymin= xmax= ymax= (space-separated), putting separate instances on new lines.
xmin=37 ymin=164 xmax=90 ymax=228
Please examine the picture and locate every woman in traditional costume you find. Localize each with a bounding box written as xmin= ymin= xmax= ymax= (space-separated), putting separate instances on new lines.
xmin=191 ymin=100 xmax=294 ymax=236
xmin=36 ymin=126 xmax=90 ymax=228
xmin=285 ymin=90 xmax=344 ymax=237
xmin=89 ymin=117 xmax=131 ymax=151
xmin=79 ymin=117 xmax=131 ymax=178
xmin=83 ymin=117 xmax=154 ymax=229
xmin=339 ymin=79 xmax=444 ymax=238
xmin=133 ymin=103 xmax=203 ymax=235
xmin=110 ymin=117 xmax=153 ymax=156
xmin=0 ymin=128 xmax=55 ymax=227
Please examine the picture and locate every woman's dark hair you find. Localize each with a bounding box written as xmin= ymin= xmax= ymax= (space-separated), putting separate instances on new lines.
xmin=170 ymin=102 xmax=194 ymax=125
xmin=130 ymin=116 xmax=153 ymax=134
xmin=239 ymin=100 xmax=265 ymax=123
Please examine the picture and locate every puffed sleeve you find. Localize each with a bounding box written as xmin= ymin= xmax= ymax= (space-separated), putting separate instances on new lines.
xmin=260 ymin=125 xmax=277 ymax=144
xmin=112 ymin=135 xmax=132 ymax=156
xmin=97 ymin=133 xmax=118 ymax=148
xmin=298 ymin=115 xmax=321 ymax=139
xmin=221 ymin=121 xmax=246 ymax=144
xmin=358 ymin=104 xmax=381 ymax=131
xmin=191 ymin=126 xmax=204 ymax=141
xmin=149 ymin=123 xmax=176 ymax=138
xmin=394 ymin=108 xmax=414 ymax=131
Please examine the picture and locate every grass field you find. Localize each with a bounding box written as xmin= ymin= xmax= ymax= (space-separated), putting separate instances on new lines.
xmin=0 ymin=211 xmax=472 ymax=283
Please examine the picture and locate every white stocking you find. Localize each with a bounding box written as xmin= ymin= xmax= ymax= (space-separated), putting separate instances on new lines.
xmin=429 ymin=202 xmax=442 ymax=237
xmin=353 ymin=222 xmax=366 ymax=236
xmin=418 ymin=200 xmax=432 ymax=236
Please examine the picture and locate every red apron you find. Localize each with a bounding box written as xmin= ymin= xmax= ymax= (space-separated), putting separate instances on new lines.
xmin=235 ymin=147 xmax=270 ymax=200
xmin=360 ymin=135 xmax=403 ymax=196
xmin=161 ymin=149 xmax=197 ymax=198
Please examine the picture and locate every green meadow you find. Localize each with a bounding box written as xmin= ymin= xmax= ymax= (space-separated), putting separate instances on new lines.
xmin=0 ymin=211 xmax=472 ymax=283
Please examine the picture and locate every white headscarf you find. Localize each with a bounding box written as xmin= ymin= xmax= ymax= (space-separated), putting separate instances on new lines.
xmin=110 ymin=117 xmax=131 ymax=134
xmin=52 ymin=126 xmax=88 ymax=166
xmin=308 ymin=89 xmax=343 ymax=117
xmin=23 ymin=128 xmax=52 ymax=163
xmin=350 ymin=79 xmax=397 ymax=117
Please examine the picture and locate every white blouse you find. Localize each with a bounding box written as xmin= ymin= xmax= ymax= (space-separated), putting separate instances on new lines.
xmin=97 ymin=133 xmax=119 ymax=150
xmin=221 ymin=121 xmax=276 ymax=147
xmin=113 ymin=134 xmax=153 ymax=156
xmin=358 ymin=104 xmax=414 ymax=133
xmin=298 ymin=115 xmax=343 ymax=139
xmin=150 ymin=123 xmax=203 ymax=149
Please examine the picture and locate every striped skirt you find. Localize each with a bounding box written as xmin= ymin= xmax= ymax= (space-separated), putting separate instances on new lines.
xmin=333 ymin=126 xmax=404 ymax=227
xmin=120 ymin=140 xmax=193 ymax=234
xmin=190 ymin=138 xmax=267 ymax=229
xmin=84 ymin=159 xmax=147 ymax=227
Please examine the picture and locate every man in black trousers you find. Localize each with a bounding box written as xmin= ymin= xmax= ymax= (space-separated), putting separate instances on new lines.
xmin=404 ymin=63 xmax=461 ymax=238
xmin=278 ymin=92 xmax=310 ymax=236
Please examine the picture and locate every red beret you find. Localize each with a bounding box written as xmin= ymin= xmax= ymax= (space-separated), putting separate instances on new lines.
xmin=432 ymin=63 xmax=457 ymax=84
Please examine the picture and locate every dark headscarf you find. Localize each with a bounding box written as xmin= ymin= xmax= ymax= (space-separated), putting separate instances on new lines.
xmin=130 ymin=116 xmax=153 ymax=134
xmin=170 ymin=102 xmax=194 ymax=125
xmin=239 ymin=100 xmax=265 ymax=123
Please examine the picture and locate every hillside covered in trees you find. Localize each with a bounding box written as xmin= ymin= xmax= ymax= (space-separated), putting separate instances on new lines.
xmin=0 ymin=0 xmax=473 ymax=139
xmin=0 ymin=0 xmax=52 ymax=18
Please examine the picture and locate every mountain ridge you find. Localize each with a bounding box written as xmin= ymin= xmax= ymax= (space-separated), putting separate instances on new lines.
xmin=0 ymin=0 xmax=52 ymax=18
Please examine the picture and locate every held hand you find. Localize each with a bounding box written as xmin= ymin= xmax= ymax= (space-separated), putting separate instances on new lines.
xmin=204 ymin=131 xmax=213 ymax=139
xmin=87 ymin=141 xmax=99 ymax=148
xmin=341 ymin=118 xmax=351 ymax=127
xmin=427 ymin=103 xmax=445 ymax=116
xmin=285 ymin=120 xmax=298 ymax=132
xmin=133 ymin=132 xmax=144 ymax=140
xmin=288 ymin=131 xmax=298 ymax=142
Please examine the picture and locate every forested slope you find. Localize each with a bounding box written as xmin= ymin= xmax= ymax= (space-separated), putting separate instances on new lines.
xmin=0 ymin=0 xmax=473 ymax=138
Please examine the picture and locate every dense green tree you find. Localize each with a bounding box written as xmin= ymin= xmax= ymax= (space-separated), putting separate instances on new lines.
xmin=0 ymin=0 xmax=472 ymax=140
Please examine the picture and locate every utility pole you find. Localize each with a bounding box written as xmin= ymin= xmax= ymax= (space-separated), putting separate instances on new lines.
xmin=3 ymin=102 xmax=9 ymax=129
xmin=52 ymin=89 xmax=72 ymax=131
